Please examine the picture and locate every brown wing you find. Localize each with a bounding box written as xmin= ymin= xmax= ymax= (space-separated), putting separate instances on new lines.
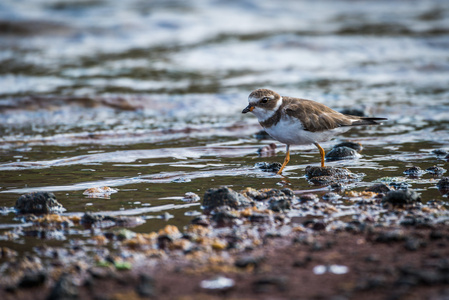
xmin=283 ymin=97 xmax=354 ymax=132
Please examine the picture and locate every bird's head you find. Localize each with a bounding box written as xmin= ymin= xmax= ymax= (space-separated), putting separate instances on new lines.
xmin=242 ymin=89 xmax=282 ymax=120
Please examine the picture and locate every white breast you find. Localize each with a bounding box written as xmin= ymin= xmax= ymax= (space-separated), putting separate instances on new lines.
xmin=264 ymin=115 xmax=351 ymax=145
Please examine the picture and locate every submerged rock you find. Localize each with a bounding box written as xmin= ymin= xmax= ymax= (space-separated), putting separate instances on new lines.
xmin=269 ymin=198 xmax=291 ymax=212
xmin=47 ymin=273 xmax=79 ymax=300
xmin=211 ymin=207 xmax=238 ymax=227
xmin=19 ymin=271 xmax=47 ymax=288
xmin=80 ymin=213 xmax=145 ymax=228
xmin=325 ymin=146 xmax=360 ymax=162
xmin=298 ymin=193 xmax=319 ymax=203
xmin=333 ymin=141 xmax=363 ymax=152
xmin=432 ymin=149 xmax=447 ymax=156
xmin=203 ymin=187 xmax=253 ymax=211
xmin=15 ymin=192 xmax=64 ymax=214
xmin=403 ymin=166 xmax=423 ymax=177
xmin=136 ymin=274 xmax=155 ymax=298
xmin=305 ymin=166 xmax=359 ymax=185
xmin=257 ymin=143 xmax=277 ymax=157
xmin=365 ymin=183 xmax=390 ymax=194
xmin=255 ymin=162 xmax=282 ymax=173
xmin=204 ymin=189 xmax=252 ymax=211
xmin=382 ymin=190 xmax=421 ymax=206
xmin=437 ymin=177 xmax=449 ymax=195
xmin=426 ymin=166 xmax=446 ymax=176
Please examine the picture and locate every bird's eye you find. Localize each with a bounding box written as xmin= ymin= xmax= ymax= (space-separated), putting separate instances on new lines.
xmin=261 ymin=97 xmax=269 ymax=104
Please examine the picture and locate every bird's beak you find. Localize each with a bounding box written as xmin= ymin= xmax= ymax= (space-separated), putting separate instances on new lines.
xmin=242 ymin=105 xmax=254 ymax=114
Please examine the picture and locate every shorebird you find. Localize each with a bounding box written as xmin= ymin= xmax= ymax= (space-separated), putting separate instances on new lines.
xmin=242 ymin=89 xmax=387 ymax=175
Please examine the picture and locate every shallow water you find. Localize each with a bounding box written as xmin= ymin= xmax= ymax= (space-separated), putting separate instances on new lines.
xmin=0 ymin=0 xmax=449 ymax=253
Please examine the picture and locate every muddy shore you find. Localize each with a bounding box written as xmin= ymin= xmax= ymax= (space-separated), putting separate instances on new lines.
xmin=2 ymin=175 xmax=449 ymax=300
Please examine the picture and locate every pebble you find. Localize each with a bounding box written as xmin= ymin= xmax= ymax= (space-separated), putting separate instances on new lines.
xmin=15 ymin=192 xmax=64 ymax=214
xmin=269 ymin=198 xmax=291 ymax=212
xmin=136 ymin=274 xmax=155 ymax=298
xmin=436 ymin=177 xmax=449 ymax=195
xmin=365 ymin=183 xmax=390 ymax=194
xmin=181 ymin=192 xmax=200 ymax=202
xmin=47 ymin=273 xmax=79 ymax=300
xmin=255 ymin=162 xmax=282 ymax=173
xmin=203 ymin=187 xmax=253 ymax=211
xmin=425 ymin=166 xmax=446 ymax=176
xmin=432 ymin=149 xmax=447 ymax=156
xmin=19 ymin=271 xmax=47 ymax=288
xmin=305 ymin=166 xmax=359 ymax=185
xmin=333 ymin=141 xmax=363 ymax=152
xmin=257 ymin=143 xmax=276 ymax=157
xmin=325 ymin=146 xmax=360 ymax=161
xmin=235 ymin=256 xmax=263 ymax=269
xmin=375 ymin=230 xmax=405 ymax=243
xmin=322 ymin=192 xmax=341 ymax=201
xmin=298 ymin=193 xmax=319 ymax=203
xmin=403 ymin=166 xmax=423 ymax=177
xmin=382 ymin=189 xmax=421 ymax=206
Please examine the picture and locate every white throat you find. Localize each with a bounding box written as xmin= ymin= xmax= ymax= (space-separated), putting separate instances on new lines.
xmin=252 ymin=96 xmax=283 ymax=122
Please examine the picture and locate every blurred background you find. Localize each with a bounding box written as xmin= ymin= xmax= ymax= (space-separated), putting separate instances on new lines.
xmin=0 ymin=0 xmax=448 ymax=235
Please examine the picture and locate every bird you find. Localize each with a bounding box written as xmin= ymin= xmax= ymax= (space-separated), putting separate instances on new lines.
xmin=242 ymin=89 xmax=387 ymax=175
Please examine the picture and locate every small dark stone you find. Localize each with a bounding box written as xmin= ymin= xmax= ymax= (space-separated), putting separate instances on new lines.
xmin=312 ymin=222 xmax=326 ymax=231
xmin=437 ymin=177 xmax=449 ymax=195
xmin=19 ymin=271 xmax=47 ymax=288
xmin=248 ymin=212 xmax=272 ymax=223
xmin=252 ymin=276 xmax=288 ymax=293
xmin=255 ymin=162 xmax=282 ymax=173
xmin=298 ymin=193 xmax=319 ymax=203
xmin=308 ymin=176 xmax=337 ymax=186
xmin=426 ymin=166 xmax=446 ymax=176
xmin=430 ymin=230 xmax=444 ymax=240
xmin=322 ymin=192 xmax=340 ymax=201
xmin=47 ymin=273 xmax=78 ymax=300
xmin=269 ymin=198 xmax=291 ymax=212
xmin=432 ymin=149 xmax=447 ymax=156
xmin=88 ymin=267 xmax=110 ymax=279
xmin=211 ymin=207 xmax=238 ymax=227
xmin=15 ymin=192 xmax=63 ymax=214
xmin=203 ymin=187 xmax=253 ymax=211
xmin=281 ymin=188 xmax=294 ymax=197
xmin=157 ymin=235 xmax=173 ymax=250
xmin=375 ymin=230 xmax=405 ymax=243
xmin=333 ymin=141 xmax=363 ymax=152
xmin=382 ymin=189 xmax=421 ymax=206
xmin=404 ymin=238 xmax=422 ymax=251
xmin=305 ymin=166 xmax=358 ymax=186
xmin=356 ymin=276 xmax=387 ymax=290
xmin=364 ymin=255 xmax=380 ymax=263
xmin=80 ymin=213 xmax=105 ymax=226
xmin=325 ymin=146 xmax=359 ymax=161
xmin=389 ymin=181 xmax=410 ymax=190
xmin=136 ymin=274 xmax=155 ymax=298
xmin=254 ymin=130 xmax=272 ymax=140
xmin=257 ymin=143 xmax=277 ymax=157
xmin=365 ymin=183 xmax=390 ymax=194
xmin=235 ymin=256 xmax=263 ymax=269
xmin=330 ymin=183 xmax=345 ymax=192
xmin=403 ymin=166 xmax=423 ymax=177
xmin=190 ymin=215 xmax=210 ymax=227
xmin=292 ymin=256 xmax=312 ymax=268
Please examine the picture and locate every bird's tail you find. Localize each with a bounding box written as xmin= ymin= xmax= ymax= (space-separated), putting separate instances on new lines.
xmin=349 ymin=117 xmax=388 ymax=126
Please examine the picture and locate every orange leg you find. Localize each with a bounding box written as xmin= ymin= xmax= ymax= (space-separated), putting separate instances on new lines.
xmin=277 ymin=145 xmax=290 ymax=175
xmin=314 ymin=142 xmax=325 ymax=167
